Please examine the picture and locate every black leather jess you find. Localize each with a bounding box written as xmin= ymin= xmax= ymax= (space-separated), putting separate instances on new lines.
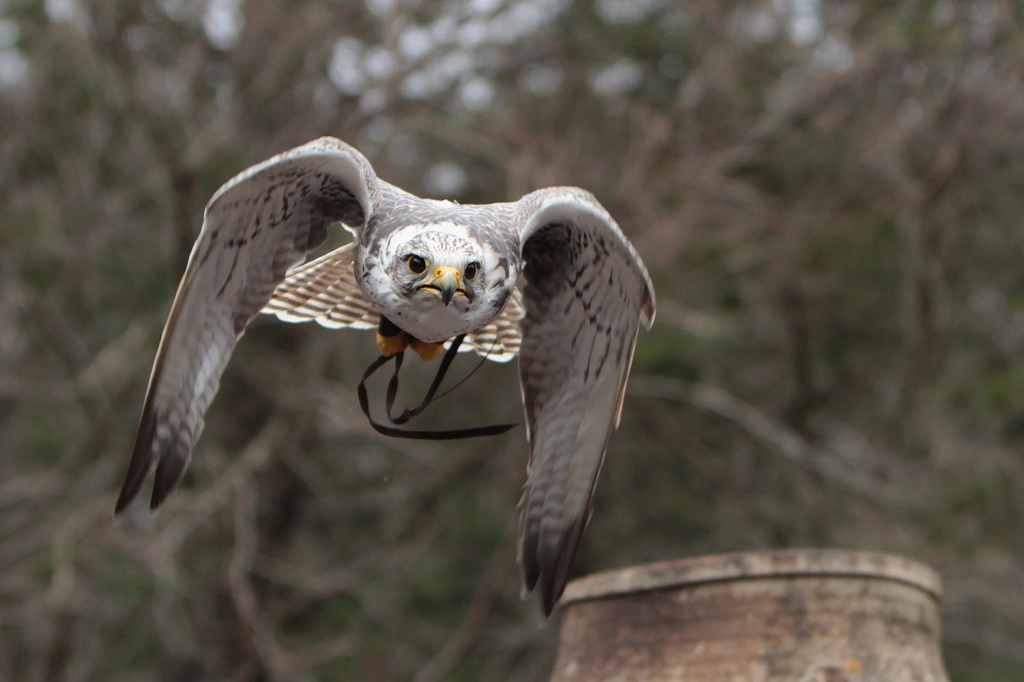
xmin=357 ymin=331 xmax=517 ymax=440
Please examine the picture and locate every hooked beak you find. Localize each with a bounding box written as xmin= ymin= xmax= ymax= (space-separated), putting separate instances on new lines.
xmin=421 ymin=265 xmax=461 ymax=306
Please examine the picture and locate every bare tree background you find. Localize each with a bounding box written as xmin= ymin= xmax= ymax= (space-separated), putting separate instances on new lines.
xmin=2 ymin=0 xmax=1024 ymax=679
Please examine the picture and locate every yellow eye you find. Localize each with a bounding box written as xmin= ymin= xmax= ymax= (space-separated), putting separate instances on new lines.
xmin=464 ymin=262 xmax=480 ymax=281
xmin=407 ymin=255 xmax=427 ymax=274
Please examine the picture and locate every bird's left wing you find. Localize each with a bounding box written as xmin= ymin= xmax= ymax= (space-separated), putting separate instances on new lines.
xmin=115 ymin=137 xmax=378 ymax=514
xmin=513 ymin=187 xmax=655 ymax=615
xmin=455 ymin=289 xmax=525 ymax=363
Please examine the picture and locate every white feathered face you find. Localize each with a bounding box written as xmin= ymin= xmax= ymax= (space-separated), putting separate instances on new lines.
xmin=385 ymin=231 xmax=487 ymax=312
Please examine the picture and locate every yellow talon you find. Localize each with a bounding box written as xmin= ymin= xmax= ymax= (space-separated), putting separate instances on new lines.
xmin=376 ymin=330 xmax=410 ymax=357
xmin=410 ymin=338 xmax=445 ymax=361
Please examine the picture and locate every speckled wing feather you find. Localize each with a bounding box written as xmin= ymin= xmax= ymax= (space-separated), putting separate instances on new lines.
xmin=453 ymin=288 xmax=524 ymax=362
xmin=512 ymin=187 xmax=655 ymax=615
xmin=115 ymin=138 xmax=378 ymax=514
xmin=262 ymin=244 xmax=380 ymax=330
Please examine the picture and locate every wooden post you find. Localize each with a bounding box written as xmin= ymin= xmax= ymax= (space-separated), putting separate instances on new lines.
xmin=551 ymin=549 xmax=949 ymax=682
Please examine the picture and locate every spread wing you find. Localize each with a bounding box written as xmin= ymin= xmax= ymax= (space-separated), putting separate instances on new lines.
xmin=266 ymin=247 xmax=525 ymax=362
xmin=115 ymin=137 xmax=378 ymax=514
xmin=262 ymin=243 xmax=379 ymax=330
xmin=513 ymin=187 xmax=655 ymax=615
xmin=454 ymin=289 xmax=525 ymax=363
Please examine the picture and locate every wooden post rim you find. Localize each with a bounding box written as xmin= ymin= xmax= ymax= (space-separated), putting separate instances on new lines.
xmin=560 ymin=548 xmax=942 ymax=607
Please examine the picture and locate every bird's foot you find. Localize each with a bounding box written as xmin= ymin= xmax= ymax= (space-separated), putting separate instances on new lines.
xmin=410 ymin=338 xmax=445 ymax=362
xmin=376 ymin=330 xmax=410 ymax=357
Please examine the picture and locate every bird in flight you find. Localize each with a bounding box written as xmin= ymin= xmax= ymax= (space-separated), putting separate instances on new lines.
xmin=115 ymin=137 xmax=655 ymax=615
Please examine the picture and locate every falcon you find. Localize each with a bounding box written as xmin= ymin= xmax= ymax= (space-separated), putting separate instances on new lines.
xmin=115 ymin=137 xmax=655 ymax=615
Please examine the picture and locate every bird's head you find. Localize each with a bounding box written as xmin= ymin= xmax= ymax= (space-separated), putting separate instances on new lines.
xmin=386 ymin=231 xmax=487 ymax=311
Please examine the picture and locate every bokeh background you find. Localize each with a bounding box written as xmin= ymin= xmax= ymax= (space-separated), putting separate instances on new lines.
xmin=3 ymin=0 xmax=1024 ymax=679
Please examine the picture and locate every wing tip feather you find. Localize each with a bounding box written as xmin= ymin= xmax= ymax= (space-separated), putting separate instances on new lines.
xmin=151 ymin=447 xmax=190 ymax=510
xmin=518 ymin=506 xmax=591 ymax=617
xmin=115 ymin=406 xmax=160 ymax=515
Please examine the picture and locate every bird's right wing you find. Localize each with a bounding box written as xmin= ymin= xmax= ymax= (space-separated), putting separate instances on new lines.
xmin=261 ymin=243 xmax=380 ymax=330
xmin=116 ymin=137 xmax=378 ymax=514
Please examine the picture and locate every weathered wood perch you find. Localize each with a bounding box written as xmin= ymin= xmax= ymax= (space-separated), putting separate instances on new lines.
xmin=551 ymin=549 xmax=949 ymax=681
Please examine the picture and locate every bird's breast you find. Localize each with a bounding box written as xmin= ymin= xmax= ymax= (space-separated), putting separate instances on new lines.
xmin=378 ymin=294 xmax=492 ymax=344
